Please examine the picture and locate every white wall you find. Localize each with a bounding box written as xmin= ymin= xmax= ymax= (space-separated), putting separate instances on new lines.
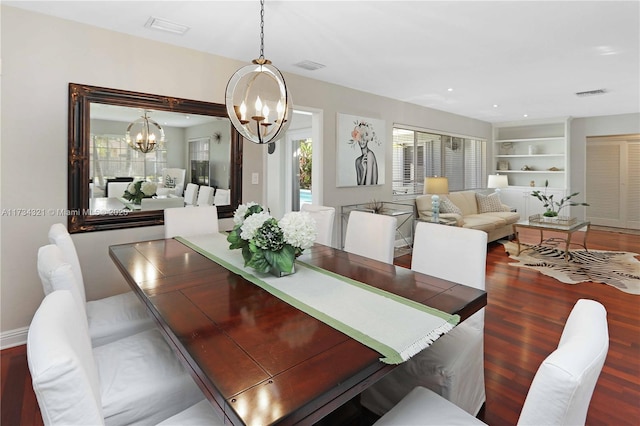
xmin=1 ymin=6 xmax=491 ymax=338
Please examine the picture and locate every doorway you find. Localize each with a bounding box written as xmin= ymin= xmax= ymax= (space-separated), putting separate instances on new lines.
xmin=291 ymin=136 xmax=313 ymax=211
xmin=264 ymin=108 xmax=323 ymax=218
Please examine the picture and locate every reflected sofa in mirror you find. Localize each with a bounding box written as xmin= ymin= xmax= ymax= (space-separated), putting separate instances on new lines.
xmin=68 ymin=83 xmax=242 ymax=233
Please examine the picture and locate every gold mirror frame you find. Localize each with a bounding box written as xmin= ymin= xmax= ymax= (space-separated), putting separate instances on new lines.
xmin=68 ymin=83 xmax=242 ymax=233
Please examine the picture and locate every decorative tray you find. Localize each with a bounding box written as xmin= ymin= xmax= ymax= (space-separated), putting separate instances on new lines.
xmin=528 ymin=214 xmax=577 ymax=225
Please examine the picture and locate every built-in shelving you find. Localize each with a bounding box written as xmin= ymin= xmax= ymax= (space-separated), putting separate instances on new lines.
xmin=493 ymin=118 xmax=569 ymax=189
xmin=492 ymin=118 xmax=570 ymax=217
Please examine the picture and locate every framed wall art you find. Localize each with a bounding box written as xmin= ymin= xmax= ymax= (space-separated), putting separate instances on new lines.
xmin=336 ymin=113 xmax=386 ymax=187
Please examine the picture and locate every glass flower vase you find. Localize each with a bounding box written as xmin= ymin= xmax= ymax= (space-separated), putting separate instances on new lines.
xmin=269 ymin=263 xmax=295 ymax=278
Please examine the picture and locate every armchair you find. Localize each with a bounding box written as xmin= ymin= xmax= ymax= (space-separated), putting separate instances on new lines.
xmin=159 ymin=168 xmax=186 ymax=197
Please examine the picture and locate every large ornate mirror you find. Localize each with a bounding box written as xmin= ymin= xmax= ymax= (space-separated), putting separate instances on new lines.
xmin=68 ymin=83 xmax=242 ymax=233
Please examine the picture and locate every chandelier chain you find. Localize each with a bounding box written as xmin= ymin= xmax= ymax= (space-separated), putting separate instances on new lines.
xmin=259 ymin=0 xmax=265 ymax=60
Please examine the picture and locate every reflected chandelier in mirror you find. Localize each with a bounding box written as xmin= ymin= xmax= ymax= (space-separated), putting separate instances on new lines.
xmin=68 ymin=83 xmax=243 ymax=233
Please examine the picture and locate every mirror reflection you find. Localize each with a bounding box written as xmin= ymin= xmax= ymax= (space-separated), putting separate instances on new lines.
xmin=67 ymin=83 xmax=242 ymax=233
xmin=89 ymin=104 xmax=232 ymax=214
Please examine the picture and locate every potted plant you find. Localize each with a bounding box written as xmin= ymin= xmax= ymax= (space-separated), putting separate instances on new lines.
xmin=227 ymin=203 xmax=317 ymax=277
xmin=531 ymin=180 xmax=589 ymax=218
xmin=122 ymin=180 xmax=157 ymax=205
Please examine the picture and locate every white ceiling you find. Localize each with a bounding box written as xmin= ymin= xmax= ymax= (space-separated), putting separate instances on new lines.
xmin=8 ymin=1 xmax=640 ymax=124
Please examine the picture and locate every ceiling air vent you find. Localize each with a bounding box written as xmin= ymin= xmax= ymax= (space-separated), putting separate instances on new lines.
xmin=145 ymin=17 xmax=190 ymax=35
xmin=575 ymin=89 xmax=607 ymax=97
xmin=293 ymin=60 xmax=326 ymax=71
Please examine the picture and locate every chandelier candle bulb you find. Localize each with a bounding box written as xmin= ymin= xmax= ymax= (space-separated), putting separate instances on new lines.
xmin=255 ymin=96 xmax=262 ymax=117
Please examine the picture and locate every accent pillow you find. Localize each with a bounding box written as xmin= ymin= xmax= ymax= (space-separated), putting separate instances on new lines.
xmin=164 ymin=175 xmax=176 ymax=188
xmin=476 ymin=192 xmax=503 ymax=213
xmin=439 ymin=196 xmax=463 ymax=215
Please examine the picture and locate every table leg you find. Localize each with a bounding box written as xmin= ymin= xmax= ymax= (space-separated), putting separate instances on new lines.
xmin=583 ymin=223 xmax=591 ymax=251
xmin=513 ymin=225 xmax=522 ymax=256
xmin=564 ymin=231 xmax=572 ymax=261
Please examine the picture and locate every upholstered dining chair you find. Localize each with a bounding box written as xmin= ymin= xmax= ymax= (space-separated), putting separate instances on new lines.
xmin=361 ymin=221 xmax=488 ymax=416
xmin=373 ymin=299 xmax=609 ymax=426
xmin=27 ymin=290 xmax=215 ymax=426
xmin=46 ymin=224 xmax=154 ymax=347
xmin=184 ymin=183 xmax=199 ymax=206
xmin=213 ymin=188 xmax=231 ymax=206
xmin=301 ymin=204 xmax=336 ymax=246
xmin=343 ymin=210 xmax=397 ymax=264
xmin=164 ymin=205 xmax=219 ymax=238
xmin=106 ymin=181 xmax=130 ymax=199
xmin=196 ymin=185 xmax=215 ymax=206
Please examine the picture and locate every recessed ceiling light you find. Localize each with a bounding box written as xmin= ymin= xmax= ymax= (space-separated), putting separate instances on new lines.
xmin=493 ymin=104 xmax=499 ymax=108
xmin=145 ymin=17 xmax=190 ymax=35
xmin=523 ymin=114 xmax=528 ymax=118
xmin=447 ymin=88 xmax=453 ymax=92
xmin=595 ymin=46 xmax=619 ymax=56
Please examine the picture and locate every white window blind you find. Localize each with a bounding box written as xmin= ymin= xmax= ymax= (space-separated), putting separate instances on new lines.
xmin=90 ymin=134 xmax=167 ymax=184
xmin=392 ymin=126 xmax=486 ymax=195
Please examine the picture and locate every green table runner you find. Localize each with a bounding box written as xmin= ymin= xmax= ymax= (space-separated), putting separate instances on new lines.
xmin=177 ymin=233 xmax=459 ymax=364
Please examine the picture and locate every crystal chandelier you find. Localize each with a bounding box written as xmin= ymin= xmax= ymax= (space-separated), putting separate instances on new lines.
xmin=125 ymin=111 xmax=165 ymax=153
xmin=225 ymin=0 xmax=291 ymax=145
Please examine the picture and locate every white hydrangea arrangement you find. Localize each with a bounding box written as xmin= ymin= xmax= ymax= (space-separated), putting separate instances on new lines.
xmin=122 ymin=180 xmax=157 ymax=204
xmin=227 ymin=203 xmax=317 ymax=276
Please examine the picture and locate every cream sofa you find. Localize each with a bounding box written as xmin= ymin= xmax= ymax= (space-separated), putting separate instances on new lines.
xmin=415 ymin=190 xmax=520 ymax=243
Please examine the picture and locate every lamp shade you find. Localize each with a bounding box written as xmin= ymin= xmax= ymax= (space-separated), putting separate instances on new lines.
xmin=487 ymin=174 xmax=509 ymax=189
xmin=424 ymin=177 xmax=449 ymax=195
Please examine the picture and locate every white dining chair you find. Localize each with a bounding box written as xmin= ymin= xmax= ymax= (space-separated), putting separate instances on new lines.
xmin=213 ymin=188 xmax=230 ymax=206
xmin=184 ymin=183 xmax=199 ymax=206
xmin=374 ymin=299 xmax=609 ymax=426
xmin=361 ymin=221 xmax=488 ymax=416
xmin=301 ymin=204 xmax=336 ymax=246
xmin=164 ymin=205 xmax=219 ymax=238
xmin=27 ymin=290 xmax=212 ymax=426
xmin=196 ymin=185 xmax=215 ymax=206
xmin=343 ymin=210 xmax=397 ymax=264
xmin=46 ymin=224 xmax=154 ymax=347
xmin=157 ymin=400 xmax=224 ymax=425
xmin=106 ymin=181 xmax=129 ymax=198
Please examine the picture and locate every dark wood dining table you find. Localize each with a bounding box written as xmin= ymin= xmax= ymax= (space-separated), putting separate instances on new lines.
xmin=109 ymin=237 xmax=487 ymax=425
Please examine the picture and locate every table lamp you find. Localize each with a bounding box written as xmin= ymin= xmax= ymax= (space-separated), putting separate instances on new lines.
xmin=424 ymin=176 xmax=449 ymax=223
xmin=487 ymin=174 xmax=508 ymax=194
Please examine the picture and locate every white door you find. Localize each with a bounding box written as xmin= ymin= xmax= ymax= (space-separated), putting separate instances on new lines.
xmin=586 ymin=136 xmax=640 ymax=229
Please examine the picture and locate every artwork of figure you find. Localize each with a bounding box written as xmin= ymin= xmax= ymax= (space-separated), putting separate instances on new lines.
xmin=349 ymin=121 xmax=380 ymax=185
xmin=337 ymin=114 xmax=385 ymax=187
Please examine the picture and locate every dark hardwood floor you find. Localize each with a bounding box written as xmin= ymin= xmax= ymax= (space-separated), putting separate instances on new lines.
xmin=2 ymin=228 xmax=639 ymax=425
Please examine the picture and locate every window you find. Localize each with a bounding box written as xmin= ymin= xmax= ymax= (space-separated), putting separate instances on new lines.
xmin=90 ymin=133 xmax=167 ymax=188
xmin=189 ymin=137 xmax=211 ymax=185
xmin=392 ymin=126 xmax=486 ymax=195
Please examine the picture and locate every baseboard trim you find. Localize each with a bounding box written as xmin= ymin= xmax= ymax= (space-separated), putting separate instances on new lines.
xmin=1 ymin=326 xmax=29 ymax=350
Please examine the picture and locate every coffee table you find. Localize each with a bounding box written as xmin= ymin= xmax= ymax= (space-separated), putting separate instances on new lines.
xmin=512 ymin=219 xmax=591 ymax=260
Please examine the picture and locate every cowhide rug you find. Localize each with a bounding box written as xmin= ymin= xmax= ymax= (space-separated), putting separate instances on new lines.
xmin=502 ymin=241 xmax=640 ymax=295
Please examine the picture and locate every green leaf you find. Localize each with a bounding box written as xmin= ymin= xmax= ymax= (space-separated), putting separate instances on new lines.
xmin=264 ymin=245 xmax=295 ymax=275
xmin=241 ymin=245 xmax=252 ymax=265
xmin=227 ymin=226 xmax=246 ymax=249
xmin=246 ymin=248 xmax=270 ymax=273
